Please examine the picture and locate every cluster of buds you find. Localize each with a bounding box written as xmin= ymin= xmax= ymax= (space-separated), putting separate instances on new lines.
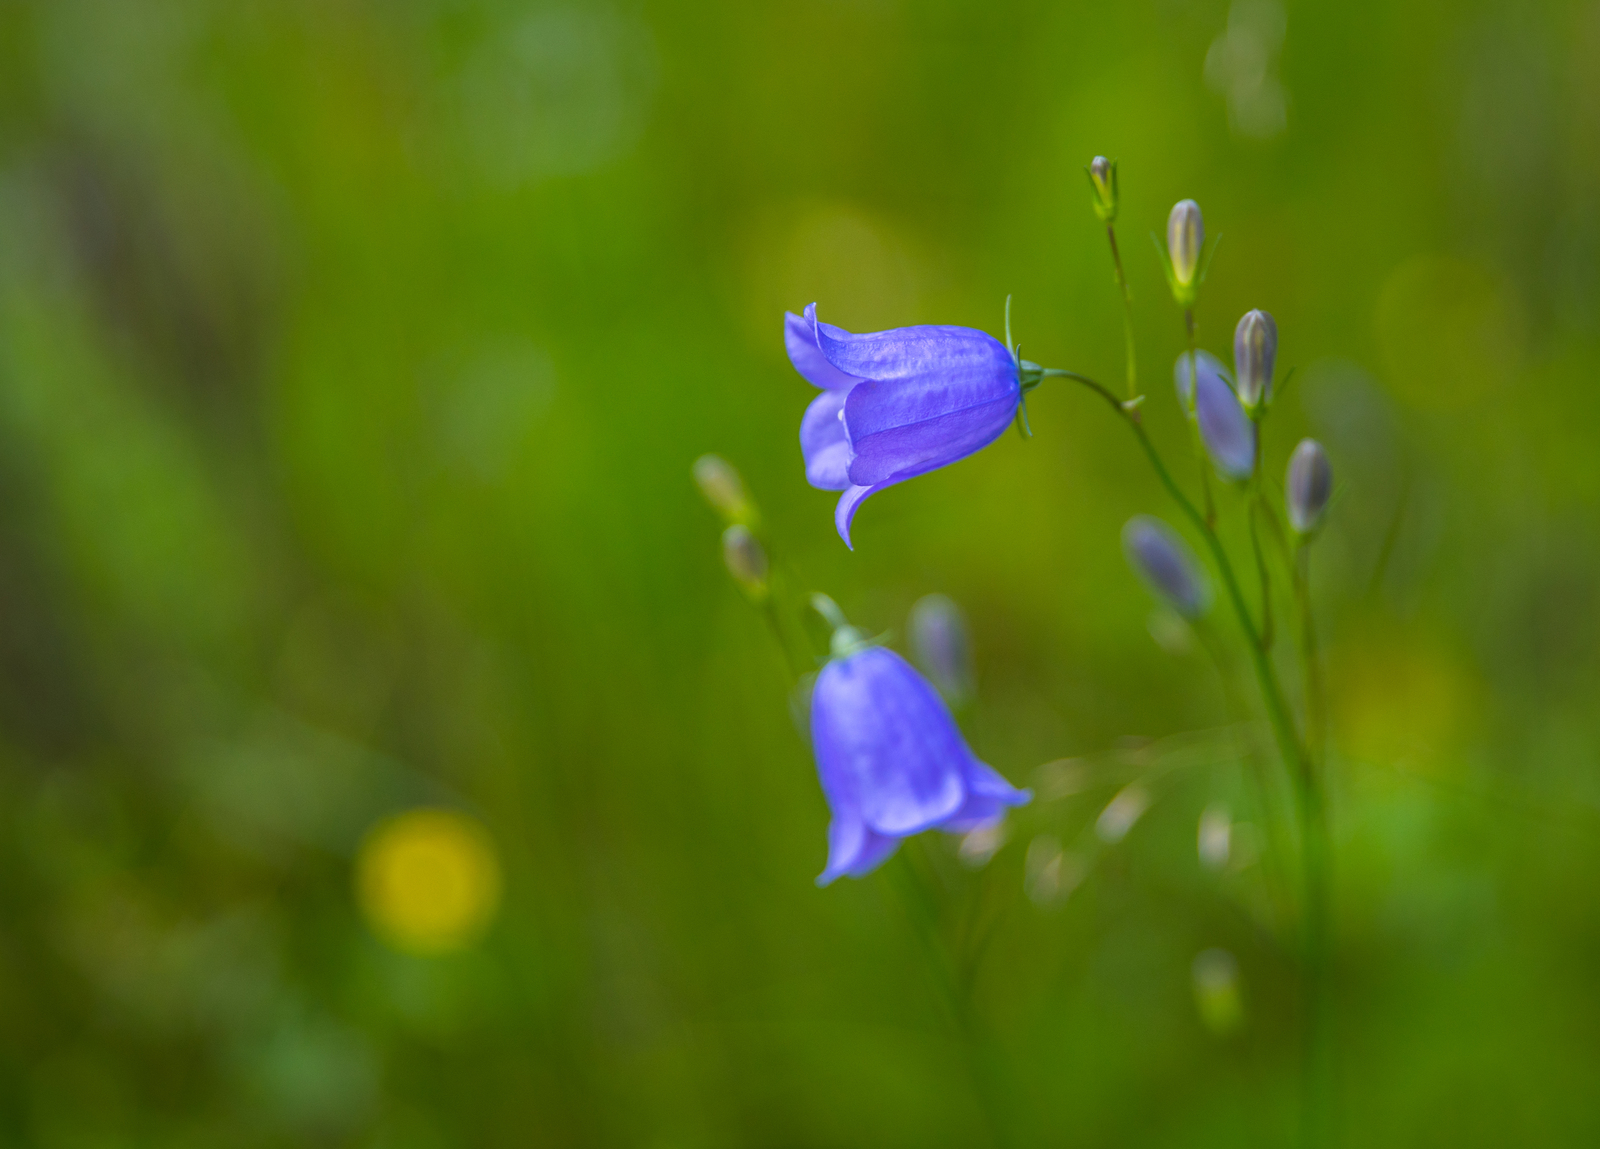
xmin=694 ymin=454 xmax=769 ymax=599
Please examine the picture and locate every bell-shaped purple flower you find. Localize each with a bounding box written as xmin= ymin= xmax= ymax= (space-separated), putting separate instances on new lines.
xmin=785 ymin=304 xmax=1021 ymax=548
xmin=1175 ymin=351 xmax=1255 ymax=480
xmin=810 ymin=644 xmax=1030 ymax=884
xmin=1123 ymin=515 xmax=1210 ymax=618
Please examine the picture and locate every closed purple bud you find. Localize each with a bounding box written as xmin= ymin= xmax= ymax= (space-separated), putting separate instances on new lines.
xmin=909 ymin=593 xmax=973 ymax=706
xmin=1167 ymin=200 xmax=1204 ymax=288
xmin=1286 ymin=439 xmax=1333 ymax=534
xmin=721 ymin=525 xmax=768 ymax=594
xmin=1123 ymin=516 xmax=1209 ymax=618
xmin=811 ymin=645 xmax=1030 ymax=884
xmin=1233 ymin=309 xmax=1277 ymax=409
xmin=693 ymin=454 xmax=755 ymax=526
xmin=1194 ymin=362 xmax=1256 ymax=480
xmin=1174 ymin=349 xmax=1227 ymax=410
xmin=785 ymin=304 xmax=1021 ymax=548
xmin=1088 ymin=156 xmax=1117 ymax=222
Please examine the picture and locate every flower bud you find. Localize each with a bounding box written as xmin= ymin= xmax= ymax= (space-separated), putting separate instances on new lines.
xmin=1087 ymin=156 xmax=1117 ymax=223
xmin=1192 ymin=948 xmax=1244 ymax=1034
xmin=909 ymin=593 xmax=974 ymax=706
xmin=1167 ymin=199 xmax=1204 ymax=289
xmin=1197 ymin=802 xmax=1231 ymax=870
xmin=1232 ymin=309 xmax=1277 ymax=409
xmin=1192 ymin=357 xmax=1255 ymax=480
xmin=1174 ymin=349 xmax=1227 ymax=411
xmin=1285 ymin=439 xmax=1332 ymax=534
xmin=721 ymin=524 xmax=768 ymax=595
xmin=693 ymin=454 xmax=756 ymax=526
xmin=1123 ymin=516 xmax=1209 ymax=618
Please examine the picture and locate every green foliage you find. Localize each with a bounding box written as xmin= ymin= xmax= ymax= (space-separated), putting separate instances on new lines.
xmin=0 ymin=0 xmax=1598 ymax=1145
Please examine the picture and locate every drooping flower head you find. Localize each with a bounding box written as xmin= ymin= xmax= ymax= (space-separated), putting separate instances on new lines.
xmin=808 ymin=596 xmax=1029 ymax=883
xmin=785 ymin=305 xmax=1021 ymax=548
xmin=1286 ymin=438 xmax=1333 ymax=534
xmin=1174 ymin=351 xmax=1254 ymax=481
xmin=1123 ymin=516 xmax=1210 ymax=618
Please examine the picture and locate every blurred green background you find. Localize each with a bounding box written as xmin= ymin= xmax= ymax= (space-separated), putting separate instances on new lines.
xmin=2 ymin=0 xmax=1599 ymax=1144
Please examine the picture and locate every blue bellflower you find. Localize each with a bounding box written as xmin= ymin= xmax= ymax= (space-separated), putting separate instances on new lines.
xmin=810 ymin=644 xmax=1030 ymax=883
xmin=785 ymin=304 xmax=1021 ymax=547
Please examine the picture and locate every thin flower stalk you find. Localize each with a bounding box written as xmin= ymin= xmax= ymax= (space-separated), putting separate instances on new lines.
xmin=1043 ymin=361 xmax=1330 ymax=1147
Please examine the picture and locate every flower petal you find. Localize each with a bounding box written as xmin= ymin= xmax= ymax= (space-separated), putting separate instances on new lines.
xmin=816 ymin=814 xmax=900 ymax=885
xmin=844 ymin=391 xmax=1018 ymax=487
xmin=800 ymin=389 xmax=852 ymax=490
xmin=811 ymin=315 xmax=1015 ymax=387
xmin=834 ymin=483 xmax=877 ymax=549
xmin=810 ymin=648 xmax=967 ymax=836
xmin=786 ymin=305 xmax=865 ymax=390
xmin=941 ymin=758 xmax=1031 ymax=832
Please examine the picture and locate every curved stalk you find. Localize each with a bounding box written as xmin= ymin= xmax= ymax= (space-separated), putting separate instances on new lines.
xmin=885 ymin=850 xmax=1023 ymax=1149
xmin=1104 ymin=223 xmax=1139 ymax=408
xmin=1042 ymin=369 xmax=1302 ymax=773
xmin=1293 ymin=541 xmax=1333 ymax=1147
xmin=1184 ymin=310 xmax=1217 ymax=526
xmin=1248 ymin=442 xmax=1275 ymax=652
xmin=1046 ymin=366 xmax=1331 ymax=1144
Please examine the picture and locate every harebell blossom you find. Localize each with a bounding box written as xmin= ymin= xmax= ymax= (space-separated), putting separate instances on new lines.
xmin=809 ymin=596 xmax=1029 ymax=883
xmin=786 ymin=305 xmax=1021 ymax=547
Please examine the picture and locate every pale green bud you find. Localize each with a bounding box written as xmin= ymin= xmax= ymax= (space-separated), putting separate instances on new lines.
xmin=1087 ymin=156 xmax=1118 ymax=223
xmin=693 ymin=454 xmax=757 ymax=526
xmin=1167 ymin=199 xmax=1204 ymax=289
xmin=721 ymin=524 xmax=768 ymax=595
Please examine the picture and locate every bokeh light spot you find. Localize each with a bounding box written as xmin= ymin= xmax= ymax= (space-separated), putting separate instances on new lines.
xmin=356 ymin=810 xmax=502 ymax=956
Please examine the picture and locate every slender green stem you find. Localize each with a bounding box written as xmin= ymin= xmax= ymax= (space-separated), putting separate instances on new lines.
xmin=1293 ymin=545 xmax=1327 ymax=762
xmin=1249 ymin=513 xmax=1273 ymax=651
xmin=885 ymin=851 xmax=1021 ymax=1149
xmin=1248 ymin=434 xmax=1274 ymax=652
xmin=1047 ymin=365 xmax=1330 ymax=1143
xmin=1192 ymin=618 xmax=1294 ymax=927
xmin=1184 ymin=310 xmax=1216 ymax=526
xmin=1291 ymin=539 xmax=1333 ymax=1147
xmin=1105 ymin=223 xmax=1139 ymax=406
xmin=1365 ymin=466 xmax=1411 ymax=603
xmin=760 ymin=594 xmax=808 ymax=679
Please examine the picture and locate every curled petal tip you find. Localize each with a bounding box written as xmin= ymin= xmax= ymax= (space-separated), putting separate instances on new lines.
xmin=834 ymin=484 xmax=875 ymax=549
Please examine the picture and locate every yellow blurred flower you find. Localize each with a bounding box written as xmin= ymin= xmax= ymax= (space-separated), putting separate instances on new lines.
xmin=356 ymin=809 xmax=502 ymax=955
